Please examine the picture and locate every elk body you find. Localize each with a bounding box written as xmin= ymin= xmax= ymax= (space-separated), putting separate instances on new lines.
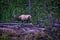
xmin=14 ymin=14 xmax=32 ymax=23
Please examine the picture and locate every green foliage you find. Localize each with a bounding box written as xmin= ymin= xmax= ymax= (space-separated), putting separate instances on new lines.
xmin=0 ymin=0 xmax=59 ymax=23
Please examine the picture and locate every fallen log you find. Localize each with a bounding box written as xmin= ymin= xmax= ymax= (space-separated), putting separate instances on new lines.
xmin=0 ymin=27 xmax=18 ymax=35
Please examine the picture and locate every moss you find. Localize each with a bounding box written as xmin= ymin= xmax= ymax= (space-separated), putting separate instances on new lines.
xmin=1 ymin=34 xmax=8 ymax=40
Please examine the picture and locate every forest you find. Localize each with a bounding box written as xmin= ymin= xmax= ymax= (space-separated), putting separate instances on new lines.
xmin=0 ymin=0 xmax=60 ymax=40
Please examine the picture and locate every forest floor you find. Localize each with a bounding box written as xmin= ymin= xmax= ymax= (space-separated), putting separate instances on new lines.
xmin=0 ymin=23 xmax=60 ymax=40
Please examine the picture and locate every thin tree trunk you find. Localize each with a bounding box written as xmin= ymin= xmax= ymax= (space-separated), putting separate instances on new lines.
xmin=29 ymin=0 xmax=32 ymax=16
xmin=44 ymin=0 xmax=53 ymax=27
